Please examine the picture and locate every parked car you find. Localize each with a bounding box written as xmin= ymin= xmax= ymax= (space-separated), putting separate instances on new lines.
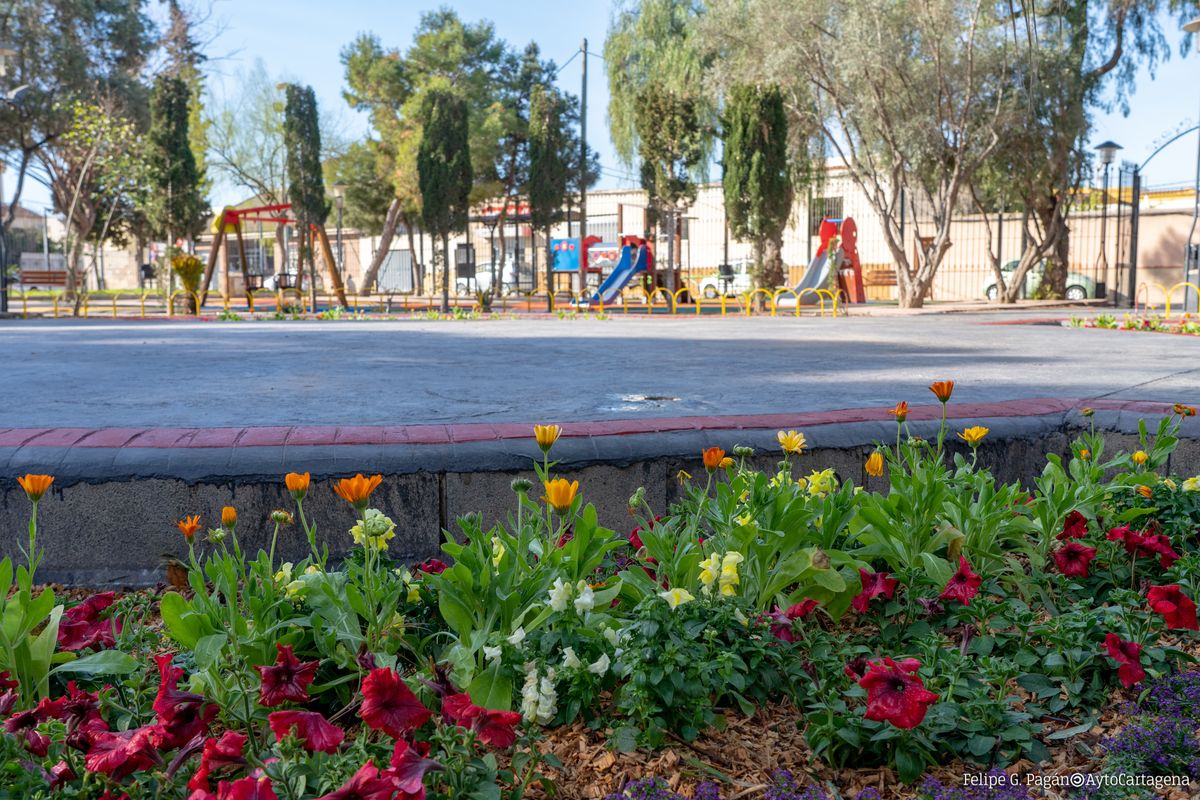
xmin=456 ymin=257 xmax=532 ymax=296
xmin=982 ymin=260 xmax=1096 ymax=301
xmin=698 ymin=259 xmax=755 ymax=298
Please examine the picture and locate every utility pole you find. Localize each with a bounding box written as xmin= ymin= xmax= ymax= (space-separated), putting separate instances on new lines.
xmin=578 ymin=38 xmax=588 ymax=296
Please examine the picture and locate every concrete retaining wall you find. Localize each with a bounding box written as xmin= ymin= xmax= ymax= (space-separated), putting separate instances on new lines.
xmin=2 ymin=409 xmax=1195 ymax=587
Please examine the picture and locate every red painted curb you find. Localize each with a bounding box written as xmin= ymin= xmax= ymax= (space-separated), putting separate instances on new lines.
xmin=0 ymin=397 xmax=1180 ymax=451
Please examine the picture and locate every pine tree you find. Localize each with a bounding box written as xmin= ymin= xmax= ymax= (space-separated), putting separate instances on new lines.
xmin=146 ymin=75 xmax=207 ymax=248
xmin=722 ymin=84 xmax=793 ymax=292
xmin=418 ymin=88 xmax=471 ymax=313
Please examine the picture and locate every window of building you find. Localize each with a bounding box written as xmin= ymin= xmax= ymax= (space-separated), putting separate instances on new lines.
xmin=810 ymin=197 xmax=844 ymax=234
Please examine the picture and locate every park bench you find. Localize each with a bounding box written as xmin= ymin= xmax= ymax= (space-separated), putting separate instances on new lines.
xmin=17 ymin=269 xmax=79 ymax=290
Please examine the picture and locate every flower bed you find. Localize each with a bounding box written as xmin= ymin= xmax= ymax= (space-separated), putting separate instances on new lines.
xmin=1 ymin=384 xmax=1199 ymax=799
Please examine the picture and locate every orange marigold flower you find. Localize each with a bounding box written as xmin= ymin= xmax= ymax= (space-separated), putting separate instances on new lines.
xmin=221 ymin=506 xmax=238 ymax=528
xmin=1131 ymin=450 xmax=1148 ymax=466
xmin=929 ymin=381 xmax=954 ymax=403
xmin=957 ymin=426 xmax=989 ymax=446
xmin=17 ymin=474 xmax=54 ymax=503
xmin=333 ymin=474 xmax=383 ymax=509
xmin=1079 ymin=449 xmax=1091 ymax=460
xmin=543 ymin=478 xmax=579 ymax=513
xmin=865 ymin=451 xmax=885 ymax=478
xmin=1136 ymin=484 xmax=1153 ymax=499
xmin=534 ymin=424 xmax=561 ymax=453
xmin=889 ymin=402 xmax=909 ymax=423
xmin=702 ymin=447 xmax=727 ymax=471
xmin=1174 ymin=403 xmax=1197 ymax=418
xmin=177 ymin=515 xmax=202 ymax=541
xmin=285 ymin=472 xmax=311 ymax=500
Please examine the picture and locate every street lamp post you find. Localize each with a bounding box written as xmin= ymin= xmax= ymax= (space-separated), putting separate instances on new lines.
xmin=1184 ymin=18 xmax=1200 ymax=312
xmin=332 ymin=183 xmax=346 ymax=278
xmin=1095 ymin=140 xmax=1122 ymax=298
xmin=0 ymin=35 xmax=28 ymax=315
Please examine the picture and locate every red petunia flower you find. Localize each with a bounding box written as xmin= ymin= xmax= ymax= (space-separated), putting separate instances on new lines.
xmin=1141 ymin=534 xmax=1181 ymax=569
xmin=316 ymin=763 xmax=396 ymax=800
xmin=49 ymin=760 xmax=76 ymax=788
xmin=85 ymin=726 xmax=160 ymax=778
xmin=267 ymin=710 xmax=345 ymax=754
xmin=939 ymin=556 xmax=982 ymax=606
xmin=386 ymin=739 xmax=442 ymax=797
xmin=1106 ymin=526 xmax=1145 ymax=555
xmin=1103 ymin=633 xmax=1146 ymax=688
xmin=188 ymin=731 xmax=248 ymax=792
xmin=415 ymin=559 xmax=448 ymax=575
xmin=256 ymin=644 xmax=320 ymax=707
xmin=58 ymin=592 xmax=123 ymax=651
xmin=216 ymin=775 xmax=278 ymax=800
xmin=152 ymin=654 xmax=218 ymax=749
xmin=360 ymin=668 xmax=432 ymax=739
xmin=1057 ymin=510 xmax=1089 ymax=541
xmin=857 ymin=657 xmax=939 ymax=729
xmin=1052 ymin=542 xmax=1098 ymax=578
xmin=0 ymin=671 xmax=17 ymax=691
xmin=442 ymin=693 xmax=523 ymax=748
xmin=852 ymin=569 xmax=898 ymax=613
xmin=1148 ymin=585 xmax=1199 ymax=630
xmin=769 ymin=600 xmax=819 ymax=642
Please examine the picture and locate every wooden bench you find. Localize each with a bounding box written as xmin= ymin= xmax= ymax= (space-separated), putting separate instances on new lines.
xmin=864 ymin=267 xmax=897 ymax=301
xmin=18 ymin=270 xmax=78 ymax=290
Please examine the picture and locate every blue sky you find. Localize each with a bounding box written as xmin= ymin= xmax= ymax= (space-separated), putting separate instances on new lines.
xmin=8 ymin=1 xmax=1200 ymax=211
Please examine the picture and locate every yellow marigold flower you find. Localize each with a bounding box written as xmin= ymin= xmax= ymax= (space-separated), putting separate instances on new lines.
xmin=1136 ymin=484 xmax=1152 ymax=499
xmin=676 ymin=469 xmax=692 ymax=485
xmin=659 ymin=587 xmax=695 ymax=610
xmin=1173 ymin=403 xmax=1197 ymax=418
xmin=543 ymin=478 xmax=579 ymax=513
xmin=333 ymin=474 xmax=383 ymax=509
xmin=718 ymin=456 xmax=734 ymax=469
xmin=737 ymin=513 xmax=753 ymax=526
xmin=17 ymin=474 xmax=54 ymax=503
xmin=777 ymin=430 xmax=807 ymax=455
xmin=221 ymin=506 xmax=238 ymax=528
xmin=958 ymin=426 xmax=989 ymax=446
xmin=534 ymin=424 xmax=561 ymax=452
xmin=702 ymin=447 xmax=727 ymax=471
xmin=1131 ymin=450 xmax=1148 ymax=466
xmin=177 ymin=515 xmax=202 ymax=542
xmin=929 ymin=380 xmax=955 ymax=403
xmin=1163 ymin=478 xmax=1177 ymax=491
xmin=865 ymin=451 xmax=885 ymax=478
xmin=285 ymin=472 xmax=311 ymax=501
xmin=889 ymin=401 xmax=909 ymax=423
xmin=1080 ymin=407 xmax=1094 ymax=418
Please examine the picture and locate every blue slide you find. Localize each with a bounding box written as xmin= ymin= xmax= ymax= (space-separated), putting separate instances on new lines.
xmin=590 ymin=245 xmax=646 ymax=305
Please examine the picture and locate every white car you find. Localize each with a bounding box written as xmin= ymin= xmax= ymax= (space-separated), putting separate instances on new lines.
xmin=457 ymin=257 xmax=532 ymax=296
xmin=698 ymin=259 xmax=754 ymax=298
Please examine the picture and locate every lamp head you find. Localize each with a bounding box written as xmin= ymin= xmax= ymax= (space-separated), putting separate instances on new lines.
xmin=1095 ymin=140 xmax=1123 ymax=166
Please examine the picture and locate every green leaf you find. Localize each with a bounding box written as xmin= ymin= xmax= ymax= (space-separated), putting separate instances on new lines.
xmin=894 ymin=747 xmax=925 ymax=784
xmin=467 ymin=662 xmax=513 ymax=712
xmin=194 ymin=633 xmax=229 ymax=670
xmin=51 ymin=649 xmax=138 ymax=677
xmin=160 ymin=592 xmax=204 ymax=649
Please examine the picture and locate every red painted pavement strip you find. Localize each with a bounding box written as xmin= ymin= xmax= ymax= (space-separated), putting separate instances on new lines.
xmin=0 ymin=398 xmax=1184 ymax=450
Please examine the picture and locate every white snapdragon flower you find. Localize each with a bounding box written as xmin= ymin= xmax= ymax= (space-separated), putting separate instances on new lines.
xmin=506 ymin=627 xmax=526 ymax=646
xmin=573 ymin=581 xmax=595 ymax=614
xmin=588 ymin=653 xmax=610 ymax=676
xmin=561 ymin=647 xmax=582 ymax=669
xmin=548 ymin=577 xmax=572 ymax=612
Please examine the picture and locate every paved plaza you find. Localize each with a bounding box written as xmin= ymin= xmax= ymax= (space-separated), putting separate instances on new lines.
xmin=0 ymin=314 xmax=1192 ymax=429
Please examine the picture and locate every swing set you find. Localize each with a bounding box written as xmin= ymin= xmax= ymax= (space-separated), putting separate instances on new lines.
xmin=199 ymin=203 xmax=349 ymax=309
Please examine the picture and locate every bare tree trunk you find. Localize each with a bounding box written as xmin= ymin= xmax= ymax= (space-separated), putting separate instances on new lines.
xmin=359 ymin=197 xmax=402 ymax=294
xmin=406 ymin=214 xmax=421 ymax=295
